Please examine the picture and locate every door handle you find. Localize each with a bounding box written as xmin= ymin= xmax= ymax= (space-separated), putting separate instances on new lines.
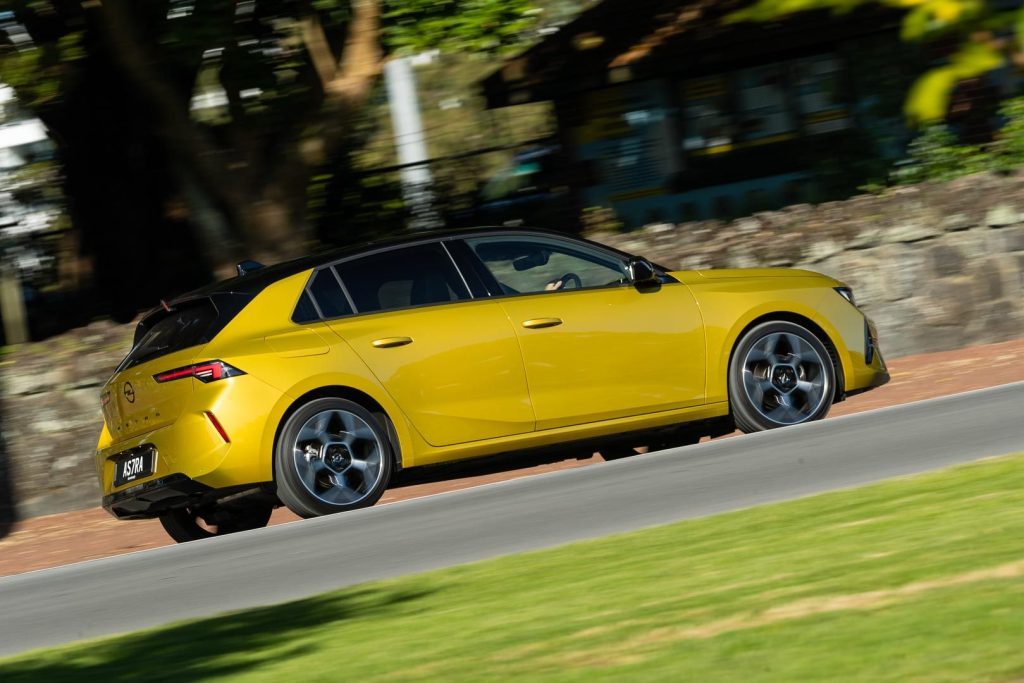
xmin=372 ymin=336 xmax=413 ymax=348
xmin=522 ymin=318 xmax=563 ymax=329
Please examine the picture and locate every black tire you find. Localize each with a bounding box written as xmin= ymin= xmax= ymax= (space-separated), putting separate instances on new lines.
xmin=728 ymin=320 xmax=837 ymax=434
xmin=159 ymin=502 xmax=273 ymax=543
xmin=274 ymin=397 xmax=394 ymax=519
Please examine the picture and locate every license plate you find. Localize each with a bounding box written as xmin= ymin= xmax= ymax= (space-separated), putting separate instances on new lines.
xmin=114 ymin=449 xmax=155 ymax=487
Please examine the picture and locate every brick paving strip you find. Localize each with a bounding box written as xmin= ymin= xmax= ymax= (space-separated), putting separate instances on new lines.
xmin=1 ymin=337 xmax=1022 ymax=579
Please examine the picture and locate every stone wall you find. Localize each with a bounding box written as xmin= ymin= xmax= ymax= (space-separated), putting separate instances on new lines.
xmin=0 ymin=321 xmax=132 ymax=520
xmin=1 ymin=172 xmax=1023 ymax=521
xmin=590 ymin=172 xmax=1024 ymax=358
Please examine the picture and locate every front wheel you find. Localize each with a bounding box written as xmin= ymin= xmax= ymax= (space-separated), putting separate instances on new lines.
xmin=274 ymin=398 xmax=393 ymax=519
xmin=158 ymin=502 xmax=273 ymax=543
xmin=729 ymin=321 xmax=836 ymax=434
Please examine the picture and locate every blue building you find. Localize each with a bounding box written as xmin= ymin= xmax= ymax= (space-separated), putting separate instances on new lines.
xmin=480 ymin=0 xmax=939 ymax=228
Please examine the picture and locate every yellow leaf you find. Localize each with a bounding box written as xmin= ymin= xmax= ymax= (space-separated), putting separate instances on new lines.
xmin=932 ymin=0 xmax=961 ymax=21
xmin=905 ymin=42 xmax=1004 ymax=124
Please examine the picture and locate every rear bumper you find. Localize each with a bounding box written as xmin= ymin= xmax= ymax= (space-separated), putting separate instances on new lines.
xmin=97 ymin=415 xmax=231 ymax=498
xmin=103 ymin=473 xmax=213 ymax=520
xmin=97 ymin=370 xmax=287 ymax=507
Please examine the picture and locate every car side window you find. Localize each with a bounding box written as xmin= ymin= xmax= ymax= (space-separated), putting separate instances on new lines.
xmin=465 ymin=236 xmax=628 ymax=295
xmin=335 ymin=243 xmax=470 ymax=314
xmin=307 ymin=268 xmax=353 ymax=319
xmin=292 ymin=290 xmax=320 ymax=323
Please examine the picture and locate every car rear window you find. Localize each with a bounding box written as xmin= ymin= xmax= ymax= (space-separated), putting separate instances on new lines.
xmin=118 ymin=300 xmax=219 ymax=370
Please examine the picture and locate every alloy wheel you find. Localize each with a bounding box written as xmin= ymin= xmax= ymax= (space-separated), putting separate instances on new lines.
xmin=740 ymin=331 xmax=831 ymax=425
xmin=290 ymin=408 xmax=385 ymax=506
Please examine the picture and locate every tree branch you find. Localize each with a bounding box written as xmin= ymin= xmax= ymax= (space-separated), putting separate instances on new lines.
xmin=326 ymin=0 xmax=383 ymax=102
xmin=294 ymin=0 xmax=384 ymax=167
xmin=299 ymin=11 xmax=339 ymax=92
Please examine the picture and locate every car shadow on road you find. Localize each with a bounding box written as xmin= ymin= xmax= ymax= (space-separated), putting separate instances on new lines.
xmin=388 ymin=445 xmax=612 ymax=490
xmin=386 ymin=429 xmax=711 ymax=490
xmin=0 ymin=584 xmax=434 ymax=681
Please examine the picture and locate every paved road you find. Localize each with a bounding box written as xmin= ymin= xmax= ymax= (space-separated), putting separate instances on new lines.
xmin=2 ymin=382 xmax=1022 ymax=657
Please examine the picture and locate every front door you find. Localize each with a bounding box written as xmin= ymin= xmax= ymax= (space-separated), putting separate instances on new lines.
xmin=461 ymin=235 xmax=706 ymax=431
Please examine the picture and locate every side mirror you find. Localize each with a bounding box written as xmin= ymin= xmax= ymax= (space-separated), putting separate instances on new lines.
xmin=627 ymin=257 xmax=659 ymax=288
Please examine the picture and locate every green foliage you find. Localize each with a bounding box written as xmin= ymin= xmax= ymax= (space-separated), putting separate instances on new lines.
xmin=313 ymin=50 xmax=555 ymax=239
xmin=890 ymin=125 xmax=989 ymax=184
xmin=729 ymin=0 xmax=1023 ymax=126
xmin=904 ymin=41 xmax=1002 ymax=124
xmin=0 ymin=0 xmax=553 ymax=263
xmin=900 ymin=0 xmax=984 ymax=40
xmin=890 ymin=96 xmax=1024 ymax=183
xmin=0 ymin=32 xmax=81 ymax=108
xmin=8 ymin=160 xmax=64 ymax=207
xmin=987 ymin=95 xmax=1024 ymax=171
xmin=382 ymin=0 xmax=540 ymax=56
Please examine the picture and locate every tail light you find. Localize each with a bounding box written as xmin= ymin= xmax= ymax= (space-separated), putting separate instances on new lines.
xmin=153 ymin=360 xmax=245 ymax=384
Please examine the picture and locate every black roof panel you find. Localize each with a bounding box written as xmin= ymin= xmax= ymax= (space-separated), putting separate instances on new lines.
xmin=172 ymin=227 xmax=617 ymax=302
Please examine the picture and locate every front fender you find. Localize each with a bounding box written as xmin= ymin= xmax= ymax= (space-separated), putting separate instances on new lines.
xmin=686 ymin=277 xmax=854 ymax=404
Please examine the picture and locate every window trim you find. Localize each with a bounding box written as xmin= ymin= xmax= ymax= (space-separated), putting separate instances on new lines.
xmin=299 ymin=267 xmax=354 ymax=321
xmin=440 ymin=241 xmax=475 ymax=298
xmin=327 ymin=265 xmax=358 ymax=313
xmin=302 ymin=283 xmax=325 ymax=320
xmin=291 ymin=289 xmax=322 ymax=324
xmin=294 ymin=238 xmax=477 ymax=324
xmin=288 ymin=230 xmax=678 ymax=324
xmin=443 ymin=238 xmax=497 ymax=297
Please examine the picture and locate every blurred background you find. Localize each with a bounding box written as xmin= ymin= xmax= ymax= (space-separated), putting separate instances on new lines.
xmin=1 ymin=0 xmax=1024 ymax=523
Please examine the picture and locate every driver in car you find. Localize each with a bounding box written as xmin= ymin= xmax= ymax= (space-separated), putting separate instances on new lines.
xmin=545 ymin=278 xmax=565 ymax=291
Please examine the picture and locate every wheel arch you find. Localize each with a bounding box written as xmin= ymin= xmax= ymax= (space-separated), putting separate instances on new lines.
xmin=724 ymin=311 xmax=846 ymax=406
xmin=263 ymin=382 xmax=408 ymax=483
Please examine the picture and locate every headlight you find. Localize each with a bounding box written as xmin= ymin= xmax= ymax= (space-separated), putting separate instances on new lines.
xmin=834 ymin=287 xmax=856 ymax=307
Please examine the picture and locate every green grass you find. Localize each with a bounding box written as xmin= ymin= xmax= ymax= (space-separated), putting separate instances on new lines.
xmin=4 ymin=454 xmax=1024 ymax=682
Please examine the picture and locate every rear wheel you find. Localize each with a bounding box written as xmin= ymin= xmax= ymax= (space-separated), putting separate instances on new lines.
xmin=729 ymin=321 xmax=836 ymax=434
xmin=274 ymin=397 xmax=393 ymax=519
xmin=158 ymin=502 xmax=273 ymax=543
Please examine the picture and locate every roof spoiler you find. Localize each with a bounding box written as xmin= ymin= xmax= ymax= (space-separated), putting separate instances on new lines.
xmin=236 ymin=260 xmax=265 ymax=277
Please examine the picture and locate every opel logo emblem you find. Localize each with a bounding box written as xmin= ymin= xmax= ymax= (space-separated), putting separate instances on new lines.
xmin=123 ymin=382 xmax=136 ymax=403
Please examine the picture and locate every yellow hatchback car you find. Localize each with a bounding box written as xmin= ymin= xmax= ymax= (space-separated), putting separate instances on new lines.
xmin=97 ymin=228 xmax=888 ymax=542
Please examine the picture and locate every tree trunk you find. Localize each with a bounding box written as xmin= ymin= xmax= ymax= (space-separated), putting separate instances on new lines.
xmin=53 ymin=53 xmax=212 ymax=321
xmin=9 ymin=0 xmax=387 ymax=309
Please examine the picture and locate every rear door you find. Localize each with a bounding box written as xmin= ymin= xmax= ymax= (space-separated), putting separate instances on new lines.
xmin=460 ymin=234 xmax=706 ymax=431
xmin=320 ymin=242 xmax=534 ymax=447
